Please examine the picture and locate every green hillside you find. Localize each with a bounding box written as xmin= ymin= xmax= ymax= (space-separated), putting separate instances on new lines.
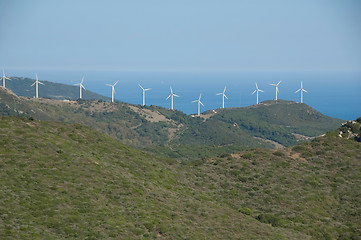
xmin=0 ymin=116 xmax=360 ymax=239
xmin=5 ymin=77 xmax=110 ymax=101
xmin=0 ymin=87 xmax=344 ymax=159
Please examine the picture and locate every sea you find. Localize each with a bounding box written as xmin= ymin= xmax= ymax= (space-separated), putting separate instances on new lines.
xmin=6 ymin=69 xmax=361 ymax=120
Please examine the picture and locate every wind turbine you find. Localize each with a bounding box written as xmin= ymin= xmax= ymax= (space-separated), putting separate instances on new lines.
xmin=138 ymin=84 xmax=151 ymax=106
xmin=30 ymin=74 xmax=44 ymax=98
xmin=216 ymin=86 xmax=228 ymax=109
xmin=295 ymin=81 xmax=308 ymax=103
xmin=105 ymin=81 xmax=118 ymax=103
xmin=1 ymin=69 xmax=11 ymax=88
xmin=166 ymin=86 xmax=179 ymax=110
xmin=270 ymin=80 xmax=281 ymax=100
xmin=192 ymin=93 xmax=204 ymax=116
xmin=251 ymin=83 xmax=264 ymax=104
xmin=74 ymin=77 xmax=86 ymax=99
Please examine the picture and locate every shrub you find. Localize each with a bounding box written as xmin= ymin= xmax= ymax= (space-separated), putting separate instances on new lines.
xmin=238 ymin=206 xmax=253 ymax=216
xmin=256 ymin=214 xmax=284 ymax=227
xmin=273 ymin=151 xmax=285 ymax=157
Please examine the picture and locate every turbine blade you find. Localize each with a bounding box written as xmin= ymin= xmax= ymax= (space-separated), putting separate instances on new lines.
xmin=166 ymin=95 xmax=171 ymax=100
xmin=251 ymin=90 xmax=256 ymax=95
xmin=270 ymin=83 xmax=276 ymax=86
xmin=105 ymin=84 xmax=112 ymax=86
xmin=295 ymin=89 xmax=301 ymax=93
xmin=259 ymin=89 xmax=264 ymax=92
xmin=200 ymin=101 xmax=204 ymax=107
xmin=31 ymin=82 xmax=36 ymax=87
xmin=138 ymin=84 xmax=144 ymax=90
xmin=192 ymin=100 xmax=198 ymax=103
xmin=223 ymin=86 xmax=226 ymax=93
xmin=277 ymin=80 xmax=282 ymax=85
xmin=38 ymin=81 xmax=45 ymax=85
xmin=82 ymin=85 xmax=86 ymax=90
xmin=199 ymin=93 xmax=202 ymax=100
xmin=145 ymin=88 xmax=151 ymax=91
xmin=303 ymin=89 xmax=308 ymax=93
xmin=216 ymin=93 xmax=222 ymax=95
xmin=173 ymin=94 xmax=179 ymax=97
xmin=224 ymin=95 xmax=229 ymax=100
xmin=113 ymin=81 xmax=118 ymax=86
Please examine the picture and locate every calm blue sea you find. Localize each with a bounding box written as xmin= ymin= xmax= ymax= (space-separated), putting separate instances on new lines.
xmin=6 ymin=69 xmax=361 ymax=120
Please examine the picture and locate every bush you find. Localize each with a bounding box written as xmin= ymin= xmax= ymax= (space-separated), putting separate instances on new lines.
xmin=273 ymin=151 xmax=285 ymax=157
xmin=256 ymin=214 xmax=285 ymax=227
xmin=238 ymin=207 xmax=253 ymax=216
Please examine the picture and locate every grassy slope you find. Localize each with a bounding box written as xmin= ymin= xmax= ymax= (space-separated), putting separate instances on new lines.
xmin=183 ymin=135 xmax=361 ymax=239
xmin=0 ymin=116 xmax=309 ymax=239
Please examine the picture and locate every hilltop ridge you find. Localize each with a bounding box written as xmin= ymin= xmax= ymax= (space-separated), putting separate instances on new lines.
xmin=4 ymin=76 xmax=110 ymax=101
xmin=0 ymin=87 xmax=344 ymax=159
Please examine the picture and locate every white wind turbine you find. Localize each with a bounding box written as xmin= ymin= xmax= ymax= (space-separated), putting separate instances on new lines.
xmin=216 ymin=86 xmax=228 ymax=109
xmin=138 ymin=84 xmax=151 ymax=106
xmin=251 ymin=83 xmax=264 ymax=104
xmin=74 ymin=77 xmax=86 ymax=99
xmin=295 ymin=81 xmax=308 ymax=103
xmin=192 ymin=93 xmax=204 ymax=116
xmin=270 ymin=80 xmax=281 ymax=100
xmin=166 ymin=86 xmax=179 ymax=110
xmin=1 ymin=69 xmax=11 ymax=88
xmin=30 ymin=74 xmax=44 ymax=98
xmin=105 ymin=81 xmax=118 ymax=103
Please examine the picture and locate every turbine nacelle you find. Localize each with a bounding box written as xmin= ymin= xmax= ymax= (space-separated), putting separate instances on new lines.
xmin=166 ymin=86 xmax=179 ymax=110
xmin=252 ymin=82 xmax=264 ymax=104
xmin=1 ymin=69 xmax=11 ymax=88
xmin=295 ymin=81 xmax=308 ymax=103
xmin=139 ymin=83 xmax=151 ymax=106
xmin=216 ymin=86 xmax=228 ymax=108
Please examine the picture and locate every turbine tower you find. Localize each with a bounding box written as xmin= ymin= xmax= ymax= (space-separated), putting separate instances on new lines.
xmin=192 ymin=93 xmax=204 ymax=116
xmin=1 ymin=69 xmax=11 ymax=88
xmin=251 ymin=83 xmax=264 ymax=104
xmin=30 ymin=74 xmax=44 ymax=98
xmin=166 ymin=86 xmax=179 ymax=110
xmin=105 ymin=81 xmax=118 ymax=103
xmin=295 ymin=81 xmax=308 ymax=103
xmin=138 ymin=84 xmax=151 ymax=106
xmin=74 ymin=77 xmax=86 ymax=99
xmin=270 ymin=80 xmax=281 ymax=100
xmin=216 ymin=86 xmax=228 ymax=109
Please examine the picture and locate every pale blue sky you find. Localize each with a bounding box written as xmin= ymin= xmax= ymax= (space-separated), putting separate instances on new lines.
xmin=0 ymin=0 xmax=360 ymax=71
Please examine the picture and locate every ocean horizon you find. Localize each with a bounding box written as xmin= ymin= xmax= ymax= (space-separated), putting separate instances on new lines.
xmin=5 ymin=69 xmax=361 ymax=120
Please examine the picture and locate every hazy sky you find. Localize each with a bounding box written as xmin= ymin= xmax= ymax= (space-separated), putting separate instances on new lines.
xmin=1 ymin=0 xmax=360 ymax=71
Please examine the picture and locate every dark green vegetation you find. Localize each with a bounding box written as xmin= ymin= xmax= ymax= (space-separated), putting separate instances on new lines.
xmin=1 ymin=116 xmax=360 ymax=239
xmin=0 ymin=87 xmax=344 ymax=160
xmin=5 ymin=77 xmax=110 ymax=101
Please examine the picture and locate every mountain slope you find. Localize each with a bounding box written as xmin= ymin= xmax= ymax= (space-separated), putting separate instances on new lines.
xmin=0 ymin=116 xmax=308 ymax=239
xmin=5 ymin=77 xmax=110 ymax=101
xmin=0 ymin=87 xmax=344 ymax=159
xmin=1 ymin=116 xmax=360 ymax=239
